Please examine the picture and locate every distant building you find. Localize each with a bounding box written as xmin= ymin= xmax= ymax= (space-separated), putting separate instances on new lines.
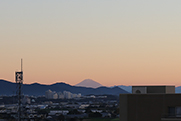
xmin=79 ymin=104 xmax=89 ymax=109
xmin=58 ymin=92 xmax=64 ymax=99
xmin=45 ymin=90 xmax=53 ymax=99
xmin=77 ymin=93 xmax=81 ymax=98
xmin=63 ymin=91 xmax=72 ymax=99
xmin=45 ymin=90 xmax=81 ymax=99
xmin=52 ymin=92 xmax=58 ymax=99
xmin=119 ymin=85 xmax=181 ymax=121
xmin=49 ymin=110 xmax=69 ymax=115
xmin=71 ymin=94 xmax=77 ymax=98
xmin=22 ymin=96 xmax=31 ymax=104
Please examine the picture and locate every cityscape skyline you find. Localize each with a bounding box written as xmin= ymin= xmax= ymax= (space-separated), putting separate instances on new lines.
xmin=1 ymin=1 xmax=181 ymax=86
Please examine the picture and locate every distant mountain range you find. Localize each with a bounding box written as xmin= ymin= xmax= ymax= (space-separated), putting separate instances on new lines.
xmin=116 ymin=85 xmax=132 ymax=93
xmin=2 ymin=79 xmax=181 ymax=96
xmin=0 ymin=79 xmax=128 ymax=96
xmin=75 ymin=79 xmax=102 ymax=88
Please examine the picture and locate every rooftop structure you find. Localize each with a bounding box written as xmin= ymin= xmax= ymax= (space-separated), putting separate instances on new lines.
xmin=132 ymin=86 xmax=175 ymax=94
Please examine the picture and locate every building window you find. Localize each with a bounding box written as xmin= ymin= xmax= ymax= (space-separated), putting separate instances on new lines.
xmin=176 ymin=107 xmax=181 ymax=117
xmin=168 ymin=107 xmax=175 ymax=117
xmin=168 ymin=107 xmax=181 ymax=117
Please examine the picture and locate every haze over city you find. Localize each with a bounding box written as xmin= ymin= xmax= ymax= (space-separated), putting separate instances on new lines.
xmin=1 ymin=1 xmax=181 ymax=86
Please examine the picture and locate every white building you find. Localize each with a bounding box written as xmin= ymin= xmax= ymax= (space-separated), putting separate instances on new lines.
xmin=45 ymin=90 xmax=81 ymax=99
xmin=63 ymin=91 xmax=72 ymax=99
xmin=45 ymin=90 xmax=53 ymax=99
xmin=52 ymin=92 xmax=58 ymax=99
xmin=58 ymin=92 xmax=64 ymax=99
xmin=77 ymin=93 xmax=81 ymax=98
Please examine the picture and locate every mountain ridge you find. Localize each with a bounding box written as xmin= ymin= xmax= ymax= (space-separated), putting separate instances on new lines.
xmin=0 ymin=79 xmax=128 ymax=96
xmin=2 ymin=79 xmax=181 ymax=95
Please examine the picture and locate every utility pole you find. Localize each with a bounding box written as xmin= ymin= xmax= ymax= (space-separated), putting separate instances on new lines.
xmin=15 ymin=59 xmax=23 ymax=121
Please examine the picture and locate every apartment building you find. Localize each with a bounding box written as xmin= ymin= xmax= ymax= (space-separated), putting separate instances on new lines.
xmin=120 ymin=86 xmax=181 ymax=121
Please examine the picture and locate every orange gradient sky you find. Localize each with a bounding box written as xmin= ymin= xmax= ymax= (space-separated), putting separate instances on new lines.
xmin=1 ymin=1 xmax=181 ymax=86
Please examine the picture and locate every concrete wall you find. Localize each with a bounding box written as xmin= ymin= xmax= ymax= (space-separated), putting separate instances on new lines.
xmin=119 ymin=95 xmax=127 ymax=121
xmin=120 ymin=94 xmax=181 ymax=121
xmin=166 ymin=86 xmax=175 ymax=93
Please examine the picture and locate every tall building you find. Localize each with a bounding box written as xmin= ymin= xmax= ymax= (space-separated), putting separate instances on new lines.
xmin=58 ymin=92 xmax=64 ymax=99
xmin=45 ymin=90 xmax=53 ymax=99
xmin=52 ymin=92 xmax=58 ymax=99
xmin=45 ymin=90 xmax=81 ymax=99
xmin=63 ymin=91 xmax=72 ymax=99
xmin=119 ymin=86 xmax=181 ymax=121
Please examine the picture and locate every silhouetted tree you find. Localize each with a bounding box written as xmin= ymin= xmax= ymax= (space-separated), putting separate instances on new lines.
xmin=68 ymin=109 xmax=81 ymax=114
xmin=89 ymin=112 xmax=102 ymax=118
xmin=57 ymin=114 xmax=65 ymax=121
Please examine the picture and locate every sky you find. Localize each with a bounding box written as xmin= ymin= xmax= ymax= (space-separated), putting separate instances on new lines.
xmin=1 ymin=1 xmax=181 ymax=86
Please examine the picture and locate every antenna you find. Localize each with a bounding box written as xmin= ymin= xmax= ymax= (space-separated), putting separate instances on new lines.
xmin=15 ymin=59 xmax=23 ymax=121
xmin=21 ymin=58 xmax=23 ymax=72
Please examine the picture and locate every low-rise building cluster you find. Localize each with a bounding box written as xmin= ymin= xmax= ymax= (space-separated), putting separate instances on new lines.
xmin=0 ymin=95 xmax=119 ymax=121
